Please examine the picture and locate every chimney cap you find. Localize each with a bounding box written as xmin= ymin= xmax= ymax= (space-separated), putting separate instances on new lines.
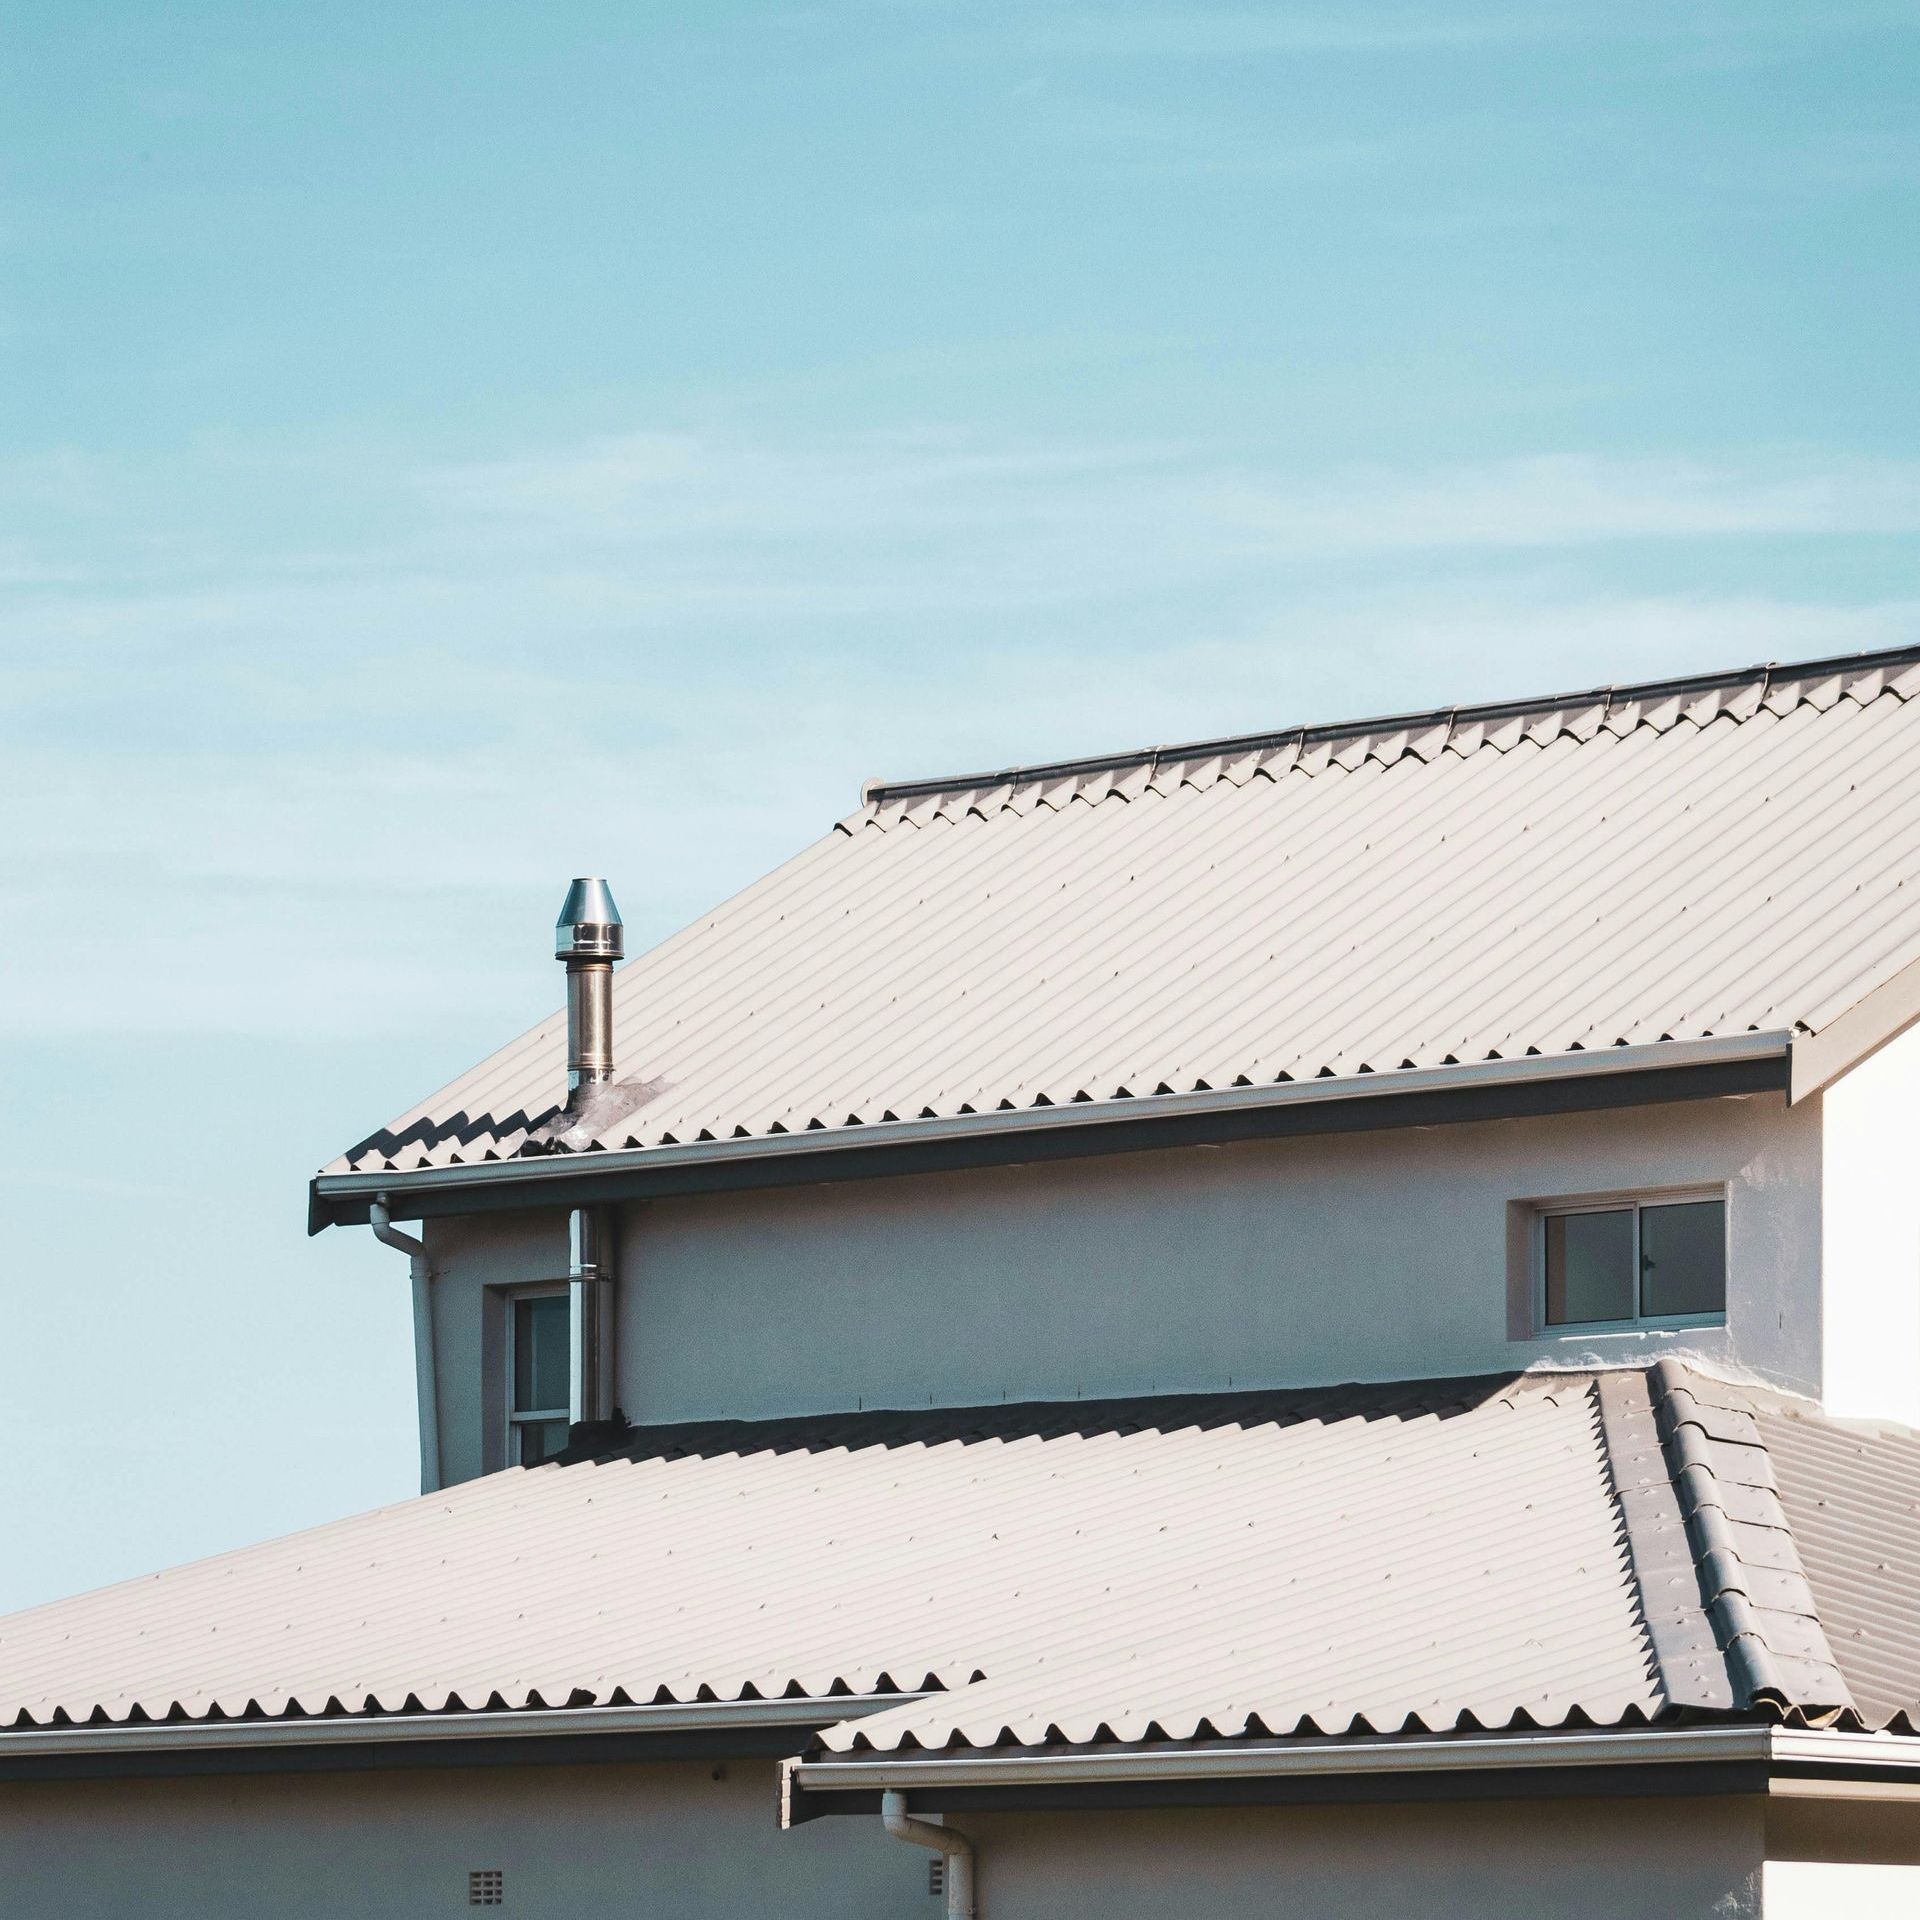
xmin=556 ymin=877 xmax=624 ymax=962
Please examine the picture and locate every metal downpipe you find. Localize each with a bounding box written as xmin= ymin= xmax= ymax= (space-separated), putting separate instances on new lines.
xmin=882 ymin=1790 xmax=976 ymax=1920
xmin=369 ymin=1199 xmax=441 ymax=1494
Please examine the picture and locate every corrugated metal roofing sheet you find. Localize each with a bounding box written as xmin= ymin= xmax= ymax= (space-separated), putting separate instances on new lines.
xmin=327 ymin=647 xmax=1920 ymax=1176
xmin=0 ymin=1376 xmax=1656 ymax=1737
xmin=1759 ymin=1402 xmax=1920 ymax=1730
xmin=814 ymin=1377 xmax=1659 ymax=1754
xmin=4 ymin=1365 xmax=1913 ymax=1751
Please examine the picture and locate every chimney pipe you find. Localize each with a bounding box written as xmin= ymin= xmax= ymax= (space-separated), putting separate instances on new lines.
xmin=555 ymin=877 xmax=623 ymax=1099
xmin=570 ymin=1204 xmax=616 ymax=1429
xmin=554 ymin=879 xmax=624 ymax=1439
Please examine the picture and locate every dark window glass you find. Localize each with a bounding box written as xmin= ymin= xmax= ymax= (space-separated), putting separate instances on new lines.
xmin=513 ymin=1294 xmax=569 ymax=1413
xmin=1544 ymin=1208 xmax=1635 ymax=1326
xmin=1639 ymin=1199 xmax=1725 ymax=1319
xmin=517 ymin=1417 xmax=570 ymax=1467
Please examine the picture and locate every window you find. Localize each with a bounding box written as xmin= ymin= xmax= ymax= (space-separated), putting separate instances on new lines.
xmin=508 ymin=1290 xmax=570 ymax=1466
xmin=1538 ymin=1193 xmax=1726 ymax=1331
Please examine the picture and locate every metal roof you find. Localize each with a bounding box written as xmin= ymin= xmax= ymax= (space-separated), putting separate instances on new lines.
xmin=4 ymin=1365 xmax=1912 ymax=1751
xmin=326 ymin=645 xmax=1920 ymax=1180
xmin=1761 ymin=1400 xmax=1920 ymax=1729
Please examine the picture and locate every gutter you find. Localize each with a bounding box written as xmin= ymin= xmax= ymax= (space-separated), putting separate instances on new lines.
xmin=0 ymin=1695 xmax=917 ymax=1772
xmin=314 ymin=1032 xmax=1792 ymax=1229
xmin=786 ymin=1726 xmax=1920 ymax=1811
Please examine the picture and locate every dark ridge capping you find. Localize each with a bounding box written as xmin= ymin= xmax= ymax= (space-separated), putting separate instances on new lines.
xmin=862 ymin=641 xmax=1920 ymax=805
xmin=1648 ymin=1359 xmax=1855 ymax=1727
xmin=310 ymin=1050 xmax=1789 ymax=1232
xmin=1593 ymin=1370 xmax=1739 ymax=1715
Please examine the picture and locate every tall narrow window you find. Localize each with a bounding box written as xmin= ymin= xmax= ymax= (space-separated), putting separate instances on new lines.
xmin=1540 ymin=1194 xmax=1726 ymax=1331
xmin=509 ymin=1290 xmax=570 ymax=1466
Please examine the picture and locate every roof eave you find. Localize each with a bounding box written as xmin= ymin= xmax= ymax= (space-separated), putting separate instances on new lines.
xmin=783 ymin=1725 xmax=1920 ymax=1820
xmin=311 ymin=1032 xmax=1793 ymax=1231
xmin=0 ymin=1694 xmax=917 ymax=1782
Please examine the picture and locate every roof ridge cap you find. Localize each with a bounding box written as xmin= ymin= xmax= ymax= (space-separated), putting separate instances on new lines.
xmin=1647 ymin=1358 xmax=1855 ymax=1726
xmin=861 ymin=640 xmax=1920 ymax=807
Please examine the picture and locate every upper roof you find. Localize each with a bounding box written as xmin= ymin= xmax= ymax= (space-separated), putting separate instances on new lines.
xmin=325 ymin=645 xmax=1920 ymax=1181
xmin=2 ymin=1363 xmax=1912 ymax=1754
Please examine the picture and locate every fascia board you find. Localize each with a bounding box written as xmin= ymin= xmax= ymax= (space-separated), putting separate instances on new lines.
xmin=788 ymin=1726 xmax=1920 ymax=1798
xmin=315 ymin=1031 xmax=1792 ymax=1227
xmin=1789 ymin=955 xmax=1920 ymax=1103
xmin=0 ymin=1693 xmax=915 ymax=1759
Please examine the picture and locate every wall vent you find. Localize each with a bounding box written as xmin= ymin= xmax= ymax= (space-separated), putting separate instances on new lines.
xmin=928 ymin=1857 xmax=945 ymax=1897
xmin=469 ymin=1868 xmax=504 ymax=1906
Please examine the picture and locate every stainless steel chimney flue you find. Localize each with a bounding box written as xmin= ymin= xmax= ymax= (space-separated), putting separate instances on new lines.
xmin=553 ymin=879 xmax=624 ymax=1438
xmin=569 ymin=1203 xmax=616 ymax=1428
xmin=555 ymin=877 xmax=623 ymax=1098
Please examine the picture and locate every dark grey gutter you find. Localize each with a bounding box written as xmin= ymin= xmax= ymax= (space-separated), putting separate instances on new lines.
xmin=784 ymin=1727 xmax=1920 ymax=1822
xmin=0 ymin=1697 xmax=911 ymax=1785
xmin=310 ymin=1034 xmax=1791 ymax=1231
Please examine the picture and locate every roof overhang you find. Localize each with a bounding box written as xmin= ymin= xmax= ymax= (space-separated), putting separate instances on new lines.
xmin=783 ymin=1725 xmax=1920 ymax=1822
xmin=0 ymin=1695 xmax=916 ymax=1784
xmin=311 ymin=1031 xmax=1793 ymax=1231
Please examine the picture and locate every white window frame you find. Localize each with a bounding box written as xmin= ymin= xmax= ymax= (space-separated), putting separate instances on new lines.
xmin=1531 ymin=1185 xmax=1729 ymax=1336
xmin=505 ymin=1283 xmax=570 ymax=1466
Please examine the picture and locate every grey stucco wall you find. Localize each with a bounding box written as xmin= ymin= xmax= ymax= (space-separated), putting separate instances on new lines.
xmin=0 ymin=1770 xmax=1768 ymax=1920
xmin=426 ymin=1207 xmax=568 ymax=1484
xmin=962 ymin=1796 xmax=1766 ymax=1920
xmin=614 ymin=1092 xmax=1819 ymax=1424
xmin=424 ymin=1091 xmax=1821 ymax=1477
xmin=0 ymin=1760 xmax=910 ymax=1920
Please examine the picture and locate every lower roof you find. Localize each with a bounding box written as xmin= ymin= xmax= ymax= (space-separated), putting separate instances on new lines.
xmin=1 ymin=1364 xmax=1913 ymax=1760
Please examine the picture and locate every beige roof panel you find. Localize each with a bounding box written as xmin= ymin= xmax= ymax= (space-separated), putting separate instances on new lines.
xmin=326 ymin=647 xmax=1920 ymax=1178
xmin=5 ymin=1366 xmax=1913 ymax=1752
xmin=1 ymin=1376 xmax=1659 ymax=1738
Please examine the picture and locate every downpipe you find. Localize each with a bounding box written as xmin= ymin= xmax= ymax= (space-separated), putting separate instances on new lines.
xmin=369 ymin=1199 xmax=441 ymax=1494
xmin=882 ymin=1790 xmax=976 ymax=1920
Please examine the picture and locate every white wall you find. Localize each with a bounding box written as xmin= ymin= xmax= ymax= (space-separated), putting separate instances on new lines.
xmin=421 ymin=1092 xmax=1824 ymax=1481
xmin=1819 ymin=1020 xmax=1920 ymax=1425
xmin=1763 ymin=1793 xmax=1920 ymax=1915
xmin=1765 ymin=1862 xmax=1920 ymax=1917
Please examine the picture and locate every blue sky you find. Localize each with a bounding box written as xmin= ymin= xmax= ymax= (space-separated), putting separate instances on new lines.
xmin=2 ymin=0 xmax=1918 ymax=1610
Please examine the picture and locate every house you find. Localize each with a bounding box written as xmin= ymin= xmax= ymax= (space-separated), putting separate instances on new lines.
xmin=6 ymin=644 xmax=1920 ymax=1916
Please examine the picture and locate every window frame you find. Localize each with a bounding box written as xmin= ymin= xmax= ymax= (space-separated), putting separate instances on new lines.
xmin=1530 ymin=1185 xmax=1729 ymax=1337
xmin=504 ymin=1282 xmax=571 ymax=1466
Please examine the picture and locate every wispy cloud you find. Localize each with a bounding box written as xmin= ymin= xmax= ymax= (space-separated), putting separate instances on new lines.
xmin=5 ymin=425 xmax=1917 ymax=1041
xmin=413 ymin=432 xmax=1920 ymax=580
xmin=1018 ymin=7 xmax=1563 ymax=59
xmin=1007 ymin=85 xmax=1388 ymax=182
xmin=1003 ymin=1 xmax=1920 ymax=60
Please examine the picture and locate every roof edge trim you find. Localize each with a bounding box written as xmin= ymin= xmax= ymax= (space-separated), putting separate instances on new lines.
xmin=862 ymin=643 xmax=1920 ymax=805
xmin=0 ymin=1693 xmax=918 ymax=1759
xmin=1790 ymin=953 xmax=1920 ymax=1103
xmin=312 ymin=1032 xmax=1791 ymax=1228
xmin=786 ymin=1727 xmax=1920 ymax=1799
